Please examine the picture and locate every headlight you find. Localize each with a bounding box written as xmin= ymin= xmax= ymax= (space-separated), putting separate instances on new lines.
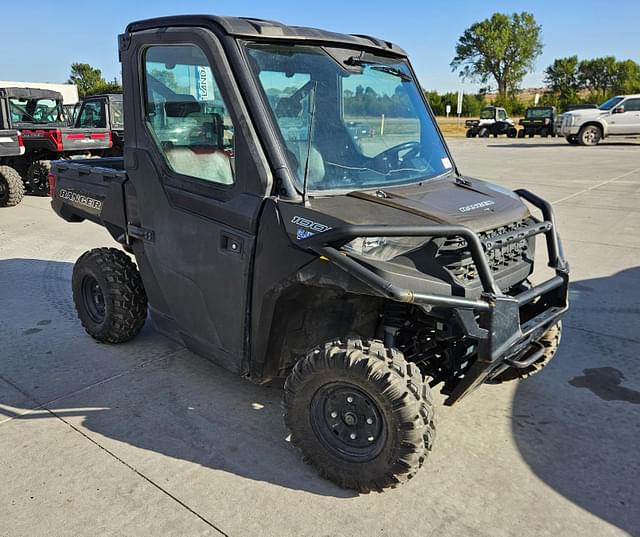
xmin=343 ymin=236 xmax=429 ymax=261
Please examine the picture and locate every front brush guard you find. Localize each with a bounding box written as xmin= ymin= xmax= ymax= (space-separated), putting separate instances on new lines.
xmin=302 ymin=189 xmax=569 ymax=404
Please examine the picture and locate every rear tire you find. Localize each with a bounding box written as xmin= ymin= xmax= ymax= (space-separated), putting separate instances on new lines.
xmin=284 ymin=338 xmax=435 ymax=492
xmin=26 ymin=160 xmax=51 ymax=196
xmin=72 ymin=247 xmax=148 ymax=343
xmin=0 ymin=165 xmax=24 ymax=207
xmin=578 ymin=125 xmax=602 ymax=146
xmin=491 ymin=322 xmax=562 ymax=382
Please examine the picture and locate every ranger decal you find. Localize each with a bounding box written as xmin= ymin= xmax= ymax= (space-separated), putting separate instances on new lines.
xmin=58 ymin=189 xmax=104 ymax=211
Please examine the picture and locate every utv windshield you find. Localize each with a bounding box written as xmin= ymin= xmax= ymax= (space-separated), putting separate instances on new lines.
xmin=525 ymin=108 xmax=552 ymax=119
xmin=245 ymin=43 xmax=451 ymax=191
xmin=479 ymin=108 xmax=494 ymax=119
xmin=9 ymin=97 xmax=64 ymax=125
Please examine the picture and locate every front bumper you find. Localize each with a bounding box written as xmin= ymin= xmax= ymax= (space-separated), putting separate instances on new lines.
xmin=302 ymin=189 xmax=569 ymax=405
xmin=558 ymin=125 xmax=580 ymax=136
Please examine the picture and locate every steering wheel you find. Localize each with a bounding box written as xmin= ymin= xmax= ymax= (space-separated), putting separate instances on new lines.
xmin=373 ymin=141 xmax=421 ymax=171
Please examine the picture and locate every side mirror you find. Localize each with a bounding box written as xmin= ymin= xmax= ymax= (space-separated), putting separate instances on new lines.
xmin=612 ymin=107 xmax=625 ymax=114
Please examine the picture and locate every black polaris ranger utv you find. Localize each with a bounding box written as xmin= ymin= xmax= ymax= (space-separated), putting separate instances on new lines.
xmin=0 ymin=128 xmax=25 ymax=206
xmin=518 ymin=106 xmax=556 ymax=138
xmin=0 ymin=87 xmax=113 ymax=194
xmin=74 ymin=94 xmax=124 ymax=155
xmin=50 ymin=15 xmax=569 ymax=492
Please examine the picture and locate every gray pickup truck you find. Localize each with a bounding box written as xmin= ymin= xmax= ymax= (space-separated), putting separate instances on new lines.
xmin=557 ymin=94 xmax=640 ymax=145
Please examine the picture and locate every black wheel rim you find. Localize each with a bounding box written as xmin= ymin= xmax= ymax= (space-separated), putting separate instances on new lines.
xmin=310 ymin=382 xmax=386 ymax=462
xmin=81 ymin=275 xmax=106 ymax=323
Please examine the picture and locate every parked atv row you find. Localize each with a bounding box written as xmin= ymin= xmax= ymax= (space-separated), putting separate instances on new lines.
xmin=465 ymin=105 xmax=560 ymax=139
xmin=0 ymin=87 xmax=118 ymax=206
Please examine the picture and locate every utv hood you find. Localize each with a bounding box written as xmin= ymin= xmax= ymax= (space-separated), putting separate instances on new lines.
xmin=309 ymin=175 xmax=530 ymax=233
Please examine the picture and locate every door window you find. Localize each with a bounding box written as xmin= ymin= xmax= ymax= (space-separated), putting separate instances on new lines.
xmin=77 ymin=101 xmax=106 ymax=128
xmin=143 ymin=44 xmax=235 ymax=186
xmin=622 ymin=99 xmax=640 ymax=112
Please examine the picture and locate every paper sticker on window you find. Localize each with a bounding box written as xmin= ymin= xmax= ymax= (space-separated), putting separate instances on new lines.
xmin=441 ymin=157 xmax=452 ymax=169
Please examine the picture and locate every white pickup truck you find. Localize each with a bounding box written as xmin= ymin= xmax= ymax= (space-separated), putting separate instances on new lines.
xmin=557 ymin=94 xmax=640 ymax=145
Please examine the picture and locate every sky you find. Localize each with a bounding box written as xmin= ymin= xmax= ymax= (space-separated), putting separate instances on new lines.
xmin=1 ymin=0 xmax=638 ymax=93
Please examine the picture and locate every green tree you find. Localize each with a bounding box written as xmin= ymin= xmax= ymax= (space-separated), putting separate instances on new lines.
xmin=68 ymin=63 xmax=122 ymax=97
xmin=544 ymin=56 xmax=581 ymax=109
xmin=451 ymin=12 xmax=543 ymax=100
xmin=578 ymin=57 xmax=618 ymax=98
xmin=612 ymin=59 xmax=640 ymax=94
xmin=424 ymin=90 xmax=486 ymax=117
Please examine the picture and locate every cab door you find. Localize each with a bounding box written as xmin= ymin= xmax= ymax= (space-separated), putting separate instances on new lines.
xmin=613 ymin=98 xmax=640 ymax=134
xmin=122 ymin=28 xmax=271 ymax=373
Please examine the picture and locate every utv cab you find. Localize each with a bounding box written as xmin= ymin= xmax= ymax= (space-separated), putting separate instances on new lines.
xmin=518 ymin=106 xmax=556 ymax=138
xmin=74 ymin=94 xmax=124 ymax=155
xmin=465 ymin=106 xmax=517 ymax=138
xmin=50 ymin=14 xmax=569 ymax=493
xmin=0 ymin=87 xmax=113 ymax=195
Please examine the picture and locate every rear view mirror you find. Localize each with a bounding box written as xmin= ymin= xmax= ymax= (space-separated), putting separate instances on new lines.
xmin=165 ymin=94 xmax=201 ymax=117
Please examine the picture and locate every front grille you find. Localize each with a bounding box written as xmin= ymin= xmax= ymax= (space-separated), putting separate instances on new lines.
xmin=438 ymin=219 xmax=533 ymax=283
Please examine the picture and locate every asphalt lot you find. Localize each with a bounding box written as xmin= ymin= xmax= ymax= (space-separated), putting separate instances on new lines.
xmin=1 ymin=136 xmax=639 ymax=537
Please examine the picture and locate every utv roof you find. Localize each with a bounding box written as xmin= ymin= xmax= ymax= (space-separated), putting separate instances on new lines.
xmin=82 ymin=93 xmax=122 ymax=101
xmin=125 ymin=15 xmax=407 ymax=56
xmin=0 ymin=87 xmax=63 ymax=101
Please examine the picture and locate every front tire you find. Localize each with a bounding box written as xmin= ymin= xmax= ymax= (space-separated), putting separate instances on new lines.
xmin=284 ymin=339 xmax=435 ymax=492
xmin=566 ymin=135 xmax=579 ymax=145
xmin=0 ymin=165 xmax=24 ymax=207
xmin=578 ymin=125 xmax=602 ymax=146
xmin=72 ymin=247 xmax=148 ymax=343
xmin=26 ymin=160 xmax=52 ymax=196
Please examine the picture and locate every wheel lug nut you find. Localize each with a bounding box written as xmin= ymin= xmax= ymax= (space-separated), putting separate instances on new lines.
xmin=368 ymin=436 xmax=375 ymax=442
xmin=330 ymin=411 xmax=338 ymax=419
xmin=347 ymin=396 xmax=353 ymax=403
xmin=350 ymin=433 xmax=357 ymax=440
xmin=366 ymin=418 xmax=373 ymax=424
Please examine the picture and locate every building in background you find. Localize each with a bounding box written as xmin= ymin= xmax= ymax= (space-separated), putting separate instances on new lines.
xmin=0 ymin=81 xmax=78 ymax=104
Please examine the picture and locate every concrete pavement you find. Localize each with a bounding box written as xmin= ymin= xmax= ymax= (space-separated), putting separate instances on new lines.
xmin=0 ymin=137 xmax=638 ymax=537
